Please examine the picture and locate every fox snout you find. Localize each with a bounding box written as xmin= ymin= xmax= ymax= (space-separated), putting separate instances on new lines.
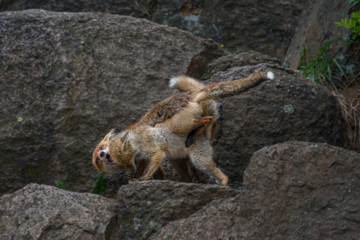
xmin=99 ymin=147 xmax=109 ymax=161
xmin=99 ymin=147 xmax=116 ymax=166
xmin=99 ymin=151 xmax=106 ymax=159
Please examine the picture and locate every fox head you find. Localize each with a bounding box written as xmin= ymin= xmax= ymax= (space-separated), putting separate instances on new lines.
xmin=109 ymin=130 xmax=137 ymax=174
xmin=92 ymin=129 xmax=122 ymax=173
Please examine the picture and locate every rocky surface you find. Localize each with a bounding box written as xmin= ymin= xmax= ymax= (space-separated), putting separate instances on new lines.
xmin=0 ymin=9 xmax=345 ymax=194
xmin=0 ymin=2 xmax=358 ymax=240
xmin=0 ymin=9 xmax=223 ymax=196
xmin=0 ymin=184 xmax=117 ymax=240
xmin=152 ymin=141 xmax=360 ymax=239
xmin=2 ymin=0 xmax=350 ymax=66
xmin=113 ymin=180 xmax=239 ymax=239
xmin=0 ymin=0 xmax=309 ymax=61
xmin=284 ymin=0 xmax=351 ymax=68
xmin=0 ymin=9 xmax=346 ymax=195
xmin=242 ymin=141 xmax=360 ymax=239
xmin=2 ymin=142 xmax=359 ymax=239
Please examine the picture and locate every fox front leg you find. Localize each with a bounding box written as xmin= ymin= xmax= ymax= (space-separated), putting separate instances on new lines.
xmin=132 ymin=159 xmax=166 ymax=180
xmin=139 ymin=151 xmax=166 ymax=181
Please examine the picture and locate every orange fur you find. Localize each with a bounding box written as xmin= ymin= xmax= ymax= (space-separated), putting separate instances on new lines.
xmin=93 ymin=71 xmax=274 ymax=185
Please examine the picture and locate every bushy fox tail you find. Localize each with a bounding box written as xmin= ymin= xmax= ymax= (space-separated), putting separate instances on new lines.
xmin=169 ymin=71 xmax=274 ymax=102
xmin=193 ymin=71 xmax=274 ymax=102
xmin=169 ymin=75 xmax=206 ymax=93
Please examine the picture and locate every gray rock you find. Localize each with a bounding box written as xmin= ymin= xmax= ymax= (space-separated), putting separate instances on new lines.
xmin=0 ymin=9 xmax=345 ymax=197
xmin=285 ymin=0 xmax=351 ymax=68
xmin=0 ymin=9 xmax=223 ymax=196
xmin=3 ymin=142 xmax=359 ymax=239
xmin=0 ymin=0 xmax=352 ymax=67
xmin=153 ymin=141 xmax=360 ymax=239
xmin=242 ymin=141 xmax=360 ymax=239
xmin=0 ymin=0 xmax=310 ymax=62
xmin=147 ymin=0 xmax=311 ymax=62
xmin=0 ymin=183 xmax=117 ymax=240
xmin=113 ymin=180 xmax=239 ymax=239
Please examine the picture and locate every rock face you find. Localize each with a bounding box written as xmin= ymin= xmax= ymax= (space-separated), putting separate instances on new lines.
xmin=1 ymin=0 xmax=353 ymax=67
xmin=3 ymin=0 xmax=343 ymax=65
xmin=0 ymin=9 xmax=223 ymax=196
xmin=2 ymin=142 xmax=359 ymax=239
xmin=0 ymin=9 xmax=345 ymax=196
xmin=0 ymin=184 xmax=117 ymax=240
xmin=152 ymin=142 xmax=360 ymax=239
xmin=113 ymin=180 xmax=239 ymax=239
xmin=205 ymin=51 xmax=344 ymax=187
xmin=242 ymin=141 xmax=360 ymax=239
xmin=284 ymin=0 xmax=351 ymax=68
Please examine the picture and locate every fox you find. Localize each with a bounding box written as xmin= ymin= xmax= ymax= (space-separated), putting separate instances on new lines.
xmin=92 ymin=75 xmax=217 ymax=181
xmin=92 ymin=71 xmax=274 ymax=185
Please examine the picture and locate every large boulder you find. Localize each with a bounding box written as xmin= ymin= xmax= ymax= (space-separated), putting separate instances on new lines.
xmin=0 ymin=0 xmax=353 ymax=66
xmin=113 ymin=180 xmax=240 ymax=239
xmin=152 ymin=141 xmax=360 ymax=239
xmin=0 ymin=0 xmax=319 ymax=63
xmin=284 ymin=0 xmax=351 ymax=68
xmin=205 ymin=51 xmax=344 ymax=187
xmin=0 ymin=9 xmax=223 ymax=196
xmin=242 ymin=141 xmax=360 ymax=238
xmin=0 ymin=184 xmax=117 ymax=240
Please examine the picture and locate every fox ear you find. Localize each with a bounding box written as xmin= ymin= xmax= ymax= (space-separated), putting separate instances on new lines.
xmin=120 ymin=131 xmax=129 ymax=142
xmin=108 ymin=128 xmax=116 ymax=140
xmin=121 ymin=131 xmax=131 ymax=149
xmin=102 ymin=129 xmax=116 ymax=141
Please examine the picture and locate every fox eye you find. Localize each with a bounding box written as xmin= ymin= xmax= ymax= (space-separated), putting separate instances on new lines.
xmin=100 ymin=145 xmax=104 ymax=150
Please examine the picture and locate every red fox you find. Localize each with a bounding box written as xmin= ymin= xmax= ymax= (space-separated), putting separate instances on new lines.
xmin=92 ymin=71 xmax=274 ymax=185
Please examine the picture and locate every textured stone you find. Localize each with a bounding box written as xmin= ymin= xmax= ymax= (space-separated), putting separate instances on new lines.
xmin=0 ymin=184 xmax=117 ymax=240
xmin=0 ymin=0 xmax=352 ymax=66
xmin=285 ymin=0 xmax=351 ymax=68
xmin=0 ymin=9 xmax=345 ymax=197
xmin=153 ymin=142 xmax=360 ymax=239
xmin=242 ymin=141 xmax=360 ymax=238
xmin=113 ymin=180 xmax=239 ymax=239
xmin=0 ymin=9 xmax=223 ymax=196
xmin=3 ymin=142 xmax=359 ymax=239
xmin=0 ymin=0 xmax=310 ymax=61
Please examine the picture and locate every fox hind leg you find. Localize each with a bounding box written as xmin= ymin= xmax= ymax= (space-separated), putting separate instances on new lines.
xmin=168 ymin=102 xmax=213 ymax=136
xmin=192 ymin=116 xmax=214 ymax=136
xmin=153 ymin=166 xmax=166 ymax=180
xmin=188 ymin=135 xmax=228 ymax=186
xmin=185 ymin=116 xmax=214 ymax=147
xmin=168 ymin=157 xmax=193 ymax=182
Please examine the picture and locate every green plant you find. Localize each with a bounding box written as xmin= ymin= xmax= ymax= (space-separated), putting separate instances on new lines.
xmin=54 ymin=174 xmax=106 ymax=196
xmin=297 ymin=39 xmax=356 ymax=89
xmin=92 ymin=174 xmax=106 ymax=196
xmin=349 ymin=0 xmax=360 ymax=7
xmin=54 ymin=179 xmax=67 ymax=190
xmin=336 ymin=0 xmax=360 ymax=41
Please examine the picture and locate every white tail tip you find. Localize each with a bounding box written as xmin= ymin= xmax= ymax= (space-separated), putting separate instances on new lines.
xmin=169 ymin=77 xmax=179 ymax=88
xmin=267 ymin=71 xmax=275 ymax=80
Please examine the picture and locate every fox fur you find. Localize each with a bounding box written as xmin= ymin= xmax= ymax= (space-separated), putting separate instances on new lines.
xmin=92 ymin=71 xmax=274 ymax=185
xmin=92 ymin=75 xmax=212 ymax=180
